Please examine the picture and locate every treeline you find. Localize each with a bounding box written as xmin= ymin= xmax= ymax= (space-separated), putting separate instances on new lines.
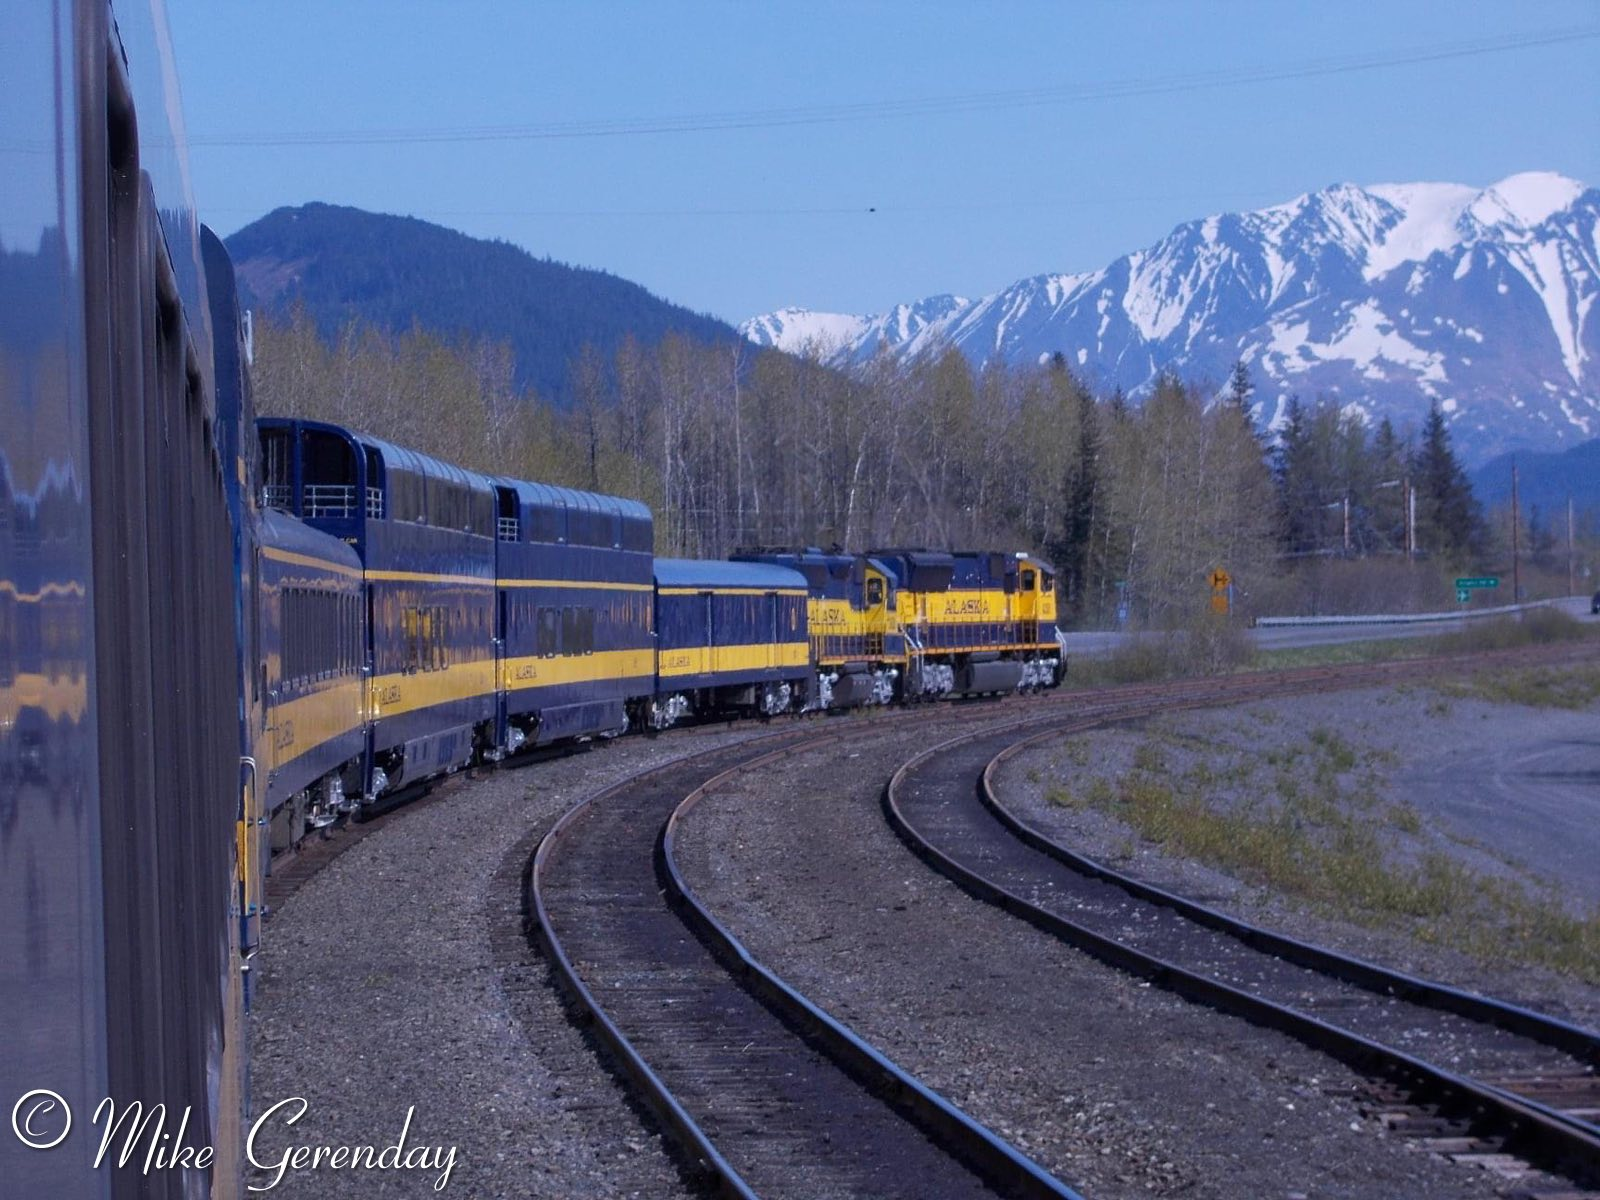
xmin=1275 ymin=391 xmax=1484 ymax=562
xmin=252 ymin=309 xmax=1580 ymax=625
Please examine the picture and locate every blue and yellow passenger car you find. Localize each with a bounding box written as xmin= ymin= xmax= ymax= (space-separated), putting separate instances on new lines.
xmin=259 ymin=418 xmax=498 ymax=797
xmin=255 ymin=508 xmax=366 ymax=849
xmin=493 ymin=479 xmax=654 ymax=748
xmin=650 ymin=558 xmax=810 ymax=725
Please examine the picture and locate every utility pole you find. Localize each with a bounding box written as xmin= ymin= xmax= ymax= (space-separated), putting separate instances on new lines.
xmin=1510 ymin=461 xmax=1521 ymax=602
xmin=1568 ymin=493 xmax=1576 ymax=596
xmin=1343 ymin=494 xmax=1351 ymax=554
xmin=1406 ymin=478 xmax=1415 ymax=560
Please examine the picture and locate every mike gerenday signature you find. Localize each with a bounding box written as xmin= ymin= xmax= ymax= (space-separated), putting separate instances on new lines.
xmin=12 ymin=1090 xmax=459 ymax=1192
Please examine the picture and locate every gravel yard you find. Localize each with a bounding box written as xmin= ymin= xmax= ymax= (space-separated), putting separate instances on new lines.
xmin=247 ymin=727 xmax=762 ymax=1199
xmin=996 ymin=663 xmax=1600 ymax=1028
xmin=673 ymin=713 xmax=1551 ymax=1199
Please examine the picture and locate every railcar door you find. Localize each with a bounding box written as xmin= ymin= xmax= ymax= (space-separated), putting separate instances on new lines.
xmin=701 ymin=591 xmax=714 ymax=676
xmin=765 ymin=591 xmax=778 ymax=670
xmin=495 ymin=587 xmax=508 ymax=749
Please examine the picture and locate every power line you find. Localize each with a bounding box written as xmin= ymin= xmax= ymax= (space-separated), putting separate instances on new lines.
xmin=197 ymin=189 xmax=1296 ymax=221
xmin=185 ymin=25 xmax=1599 ymax=149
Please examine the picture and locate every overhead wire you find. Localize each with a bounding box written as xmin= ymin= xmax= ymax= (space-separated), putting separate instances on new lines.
xmin=185 ymin=25 xmax=1600 ymax=148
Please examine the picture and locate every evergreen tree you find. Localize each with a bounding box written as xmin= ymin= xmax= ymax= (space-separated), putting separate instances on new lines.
xmin=1227 ymin=359 xmax=1254 ymax=417
xmin=1274 ymin=396 xmax=1321 ymax=554
xmin=1054 ymin=375 xmax=1100 ymax=613
xmin=1368 ymin=417 xmax=1409 ymax=554
xmin=1410 ymin=402 xmax=1484 ymax=562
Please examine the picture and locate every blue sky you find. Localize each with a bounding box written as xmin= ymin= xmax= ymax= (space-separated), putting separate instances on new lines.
xmin=166 ymin=2 xmax=1599 ymax=325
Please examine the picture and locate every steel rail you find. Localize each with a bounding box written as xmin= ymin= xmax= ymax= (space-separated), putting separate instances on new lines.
xmin=883 ymin=692 xmax=1600 ymax=1185
xmin=530 ymin=732 xmax=804 ymax=1199
xmin=660 ymin=742 xmax=1085 ymax=1200
xmin=530 ymin=712 xmax=1084 ymax=1199
xmin=981 ymin=726 xmax=1600 ymax=1068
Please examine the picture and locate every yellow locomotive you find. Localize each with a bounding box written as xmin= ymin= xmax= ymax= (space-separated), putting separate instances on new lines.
xmin=872 ymin=549 xmax=1064 ymax=697
xmin=734 ymin=547 xmax=1065 ymax=704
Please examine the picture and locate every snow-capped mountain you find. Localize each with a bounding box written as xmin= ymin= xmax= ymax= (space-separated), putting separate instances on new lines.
xmin=741 ymin=172 xmax=1599 ymax=463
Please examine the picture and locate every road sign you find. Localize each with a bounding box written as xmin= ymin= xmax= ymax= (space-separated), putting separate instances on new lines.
xmin=1456 ymin=588 xmax=1470 ymax=604
xmin=1209 ymin=568 xmax=1231 ymax=590
xmin=1454 ymin=576 xmax=1499 ymax=589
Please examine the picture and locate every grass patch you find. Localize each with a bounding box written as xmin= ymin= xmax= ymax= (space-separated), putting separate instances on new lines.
xmin=1058 ymin=727 xmax=1600 ymax=983
xmin=1074 ymin=614 xmax=1255 ymax=686
xmin=1307 ymin=727 xmax=1358 ymax=773
xmin=1433 ymin=663 xmax=1600 ymax=710
xmin=1248 ymin=607 xmax=1600 ymax=674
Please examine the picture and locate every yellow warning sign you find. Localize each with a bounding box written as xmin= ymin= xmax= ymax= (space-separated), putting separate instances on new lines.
xmin=1209 ymin=568 xmax=1231 ymax=591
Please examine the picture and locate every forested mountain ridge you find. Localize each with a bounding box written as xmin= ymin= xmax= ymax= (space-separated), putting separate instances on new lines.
xmin=1472 ymin=437 xmax=1600 ymax=526
xmin=744 ymin=173 xmax=1600 ymax=465
xmin=224 ymin=203 xmax=739 ymax=404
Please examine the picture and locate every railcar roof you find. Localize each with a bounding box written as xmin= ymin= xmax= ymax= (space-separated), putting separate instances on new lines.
xmin=259 ymin=506 xmax=364 ymax=570
xmin=654 ymin=557 xmax=809 ymax=591
xmin=262 ymin=418 xmax=499 ymax=497
xmin=496 ymin=477 xmax=650 ymax=523
xmin=358 ymin=432 xmax=497 ymax=497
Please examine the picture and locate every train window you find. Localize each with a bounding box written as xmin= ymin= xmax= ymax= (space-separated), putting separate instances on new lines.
xmin=365 ymin=448 xmax=385 ymax=517
xmin=578 ymin=608 xmax=596 ymax=654
xmin=402 ymin=607 xmax=420 ymax=672
xmin=1022 ymin=570 xmax=1036 ymax=592
xmin=531 ymin=504 xmax=564 ymax=544
xmin=561 ymin=606 xmax=580 ymax=653
xmin=471 ymin=489 xmax=495 ymax=537
xmin=538 ymin=607 xmax=559 ymax=657
xmin=433 ymin=606 xmax=447 ymax=671
xmin=1041 ymin=572 xmax=1055 ymax=594
xmin=622 ymin=517 xmax=652 ymax=553
xmin=390 ymin=470 xmax=425 ymax=524
xmin=866 ymin=578 xmax=884 ymax=606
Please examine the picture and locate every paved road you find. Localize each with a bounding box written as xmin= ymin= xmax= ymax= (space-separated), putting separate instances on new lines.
xmin=1063 ymin=596 xmax=1596 ymax=658
xmin=1398 ymin=724 xmax=1600 ymax=909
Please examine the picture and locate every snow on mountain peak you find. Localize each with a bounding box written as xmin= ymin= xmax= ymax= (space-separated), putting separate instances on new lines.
xmin=742 ymin=173 xmax=1598 ymax=462
xmin=1362 ymin=181 xmax=1479 ymax=279
xmin=1468 ymin=171 xmax=1587 ymax=230
xmin=739 ymin=307 xmax=871 ymax=356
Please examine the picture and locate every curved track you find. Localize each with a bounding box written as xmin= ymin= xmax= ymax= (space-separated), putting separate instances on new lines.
xmin=530 ymin=719 xmax=1083 ymax=1200
xmin=884 ymin=680 xmax=1600 ymax=1187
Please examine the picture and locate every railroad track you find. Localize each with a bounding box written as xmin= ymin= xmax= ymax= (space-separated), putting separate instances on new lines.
xmin=530 ymin=717 xmax=1086 ymax=1199
xmin=265 ymin=641 xmax=1593 ymax=1193
xmin=268 ymin=639 xmax=1583 ymax=911
xmin=883 ymin=671 xmax=1600 ymax=1193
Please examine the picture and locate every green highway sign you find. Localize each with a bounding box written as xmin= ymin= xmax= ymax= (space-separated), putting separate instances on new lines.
xmin=1454 ymin=577 xmax=1499 ymax=589
xmin=1456 ymin=588 xmax=1470 ymax=604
